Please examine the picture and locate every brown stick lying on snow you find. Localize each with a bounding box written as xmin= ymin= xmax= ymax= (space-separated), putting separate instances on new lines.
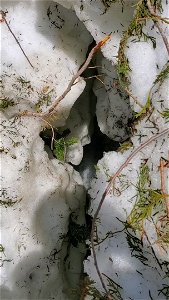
xmin=17 ymin=34 xmax=111 ymax=119
xmin=0 ymin=10 xmax=34 ymax=68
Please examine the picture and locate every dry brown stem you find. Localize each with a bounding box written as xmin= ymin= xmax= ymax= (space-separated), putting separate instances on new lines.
xmin=160 ymin=156 xmax=169 ymax=218
xmin=17 ymin=35 xmax=111 ymax=120
xmin=0 ymin=10 xmax=34 ymax=68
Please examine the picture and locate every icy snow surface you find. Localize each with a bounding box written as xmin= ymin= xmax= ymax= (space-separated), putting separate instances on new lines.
xmin=1 ymin=0 xmax=169 ymax=299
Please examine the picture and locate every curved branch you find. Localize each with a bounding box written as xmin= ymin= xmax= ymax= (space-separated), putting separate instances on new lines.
xmin=17 ymin=35 xmax=111 ymax=119
xmin=91 ymin=127 xmax=169 ymax=296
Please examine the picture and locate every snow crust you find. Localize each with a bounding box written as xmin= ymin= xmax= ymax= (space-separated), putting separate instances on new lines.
xmin=0 ymin=112 xmax=86 ymax=299
xmin=1 ymin=0 xmax=169 ymax=299
xmin=85 ymin=109 xmax=168 ymax=299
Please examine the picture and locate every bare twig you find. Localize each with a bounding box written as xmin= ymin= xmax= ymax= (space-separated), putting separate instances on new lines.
xmin=0 ymin=10 xmax=34 ymax=68
xmin=17 ymin=34 xmax=111 ymax=119
xmin=146 ymin=0 xmax=169 ymax=56
xmin=91 ymin=127 xmax=169 ymax=296
xmin=160 ymin=156 xmax=169 ymax=218
xmin=125 ymin=87 xmax=144 ymax=108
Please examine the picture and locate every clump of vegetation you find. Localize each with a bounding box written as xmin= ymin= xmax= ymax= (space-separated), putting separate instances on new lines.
xmin=76 ymin=275 xmax=122 ymax=300
xmin=161 ymin=109 xmax=169 ymax=121
xmin=103 ymin=273 xmax=123 ymax=300
xmin=135 ymin=93 xmax=151 ymax=118
xmin=117 ymin=0 xmax=159 ymax=88
xmin=53 ymin=137 xmax=78 ymax=161
xmin=17 ymin=76 xmax=31 ymax=87
xmin=127 ymin=163 xmax=164 ymax=231
xmin=78 ymin=276 xmax=105 ymax=300
xmin=125 ymin=230 xmax=148 ymax=265
xmin=118 ymin=140 xmax=133 ymax=153
xmin=154 ymin=64 xmax=169 ymax=86
xmin=0 ymin=97 xmax=15 ymax=109
xmin=35 ymin=93 xmax=53 ymax=113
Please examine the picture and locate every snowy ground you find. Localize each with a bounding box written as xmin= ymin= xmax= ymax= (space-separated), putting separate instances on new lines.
xmin=0 ymin=0 xmax=169 ymax=299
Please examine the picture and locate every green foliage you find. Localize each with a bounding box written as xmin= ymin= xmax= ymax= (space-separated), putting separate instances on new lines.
xmin=0 ymin=244 xmax=5 ymax=252
xmin=127 ymin=164 xmax=164 ymax=231
xmin=53 ymin=138 xmax=65 ymax=161
xmin=135 ymin=94 xmax=151 ymax=118
xmin=125 ymin=230 xmax=148 ymax=264
xmin=151 ymin=0 xmax=163 ymax=12
xmin=17 ymin=76 xmax=31 ymax=87
xmin=103 ymin=273 xmax=123 ymax=300
xmin=118 ymin=140 xmax=133 ymax=153
xmin=35 ymin=93 xmax=52 ymax=113
xmin=117 ymin=0 xmax=157 ymax=88
xmin=0 ymin=97 xmax=15 ymax=109
xmin=80 ymin=277 xmax=105 ymax=299
xmin=53 ymin=137 xmax=78 ymax=161
xmin=154 ymin=64 xmax=169 ymax=86
xmin=66 ymin=137 xmax=78 ymax=146
xmin=161 ymin=109 xmax=169 ymax=122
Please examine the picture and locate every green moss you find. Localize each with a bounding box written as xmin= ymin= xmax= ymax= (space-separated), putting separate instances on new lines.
xmin=161 ymin=109 xmax=169 ymax=121
xmin=66 ymin=137 xmax=78 ymax=146
xmin=53 ymin=138 xmax=65 ymax=161
xmin=135 ymin=93 xmax=151 ymax=118
xmin=118 ymin=140 xmax=133 ymax=153
xmin=35 ymin=93 xmax=52 ymax=113
xmin=0 ymin=97 xmax=15 ymax=109
xmin=53 ymin=137 xmax=78 ymax=161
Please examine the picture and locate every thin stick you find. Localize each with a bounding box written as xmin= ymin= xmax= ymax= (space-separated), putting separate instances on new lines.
xmin=160 ymin=157 xmax=169 ymax=218
xmin=17 ymin=34 xmax=111 ymax=119
xmin=1 ymin=10 xmax=34 ymax=68
xmin=146 ymin=0 xmax=169 ymax=56
xmin=125 ymin=87 xmax=144 ymax=108
xmin=91 ymin=127 xmax=169 ymax=295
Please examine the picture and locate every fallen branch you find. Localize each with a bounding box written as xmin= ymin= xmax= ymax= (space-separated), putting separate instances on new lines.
xmin=17 ymin=34 xmax=111 ymax=120
xmin=0 ymin=10 xmax=34 ymax=68
xmin=160 ymin=156 xmax=169 ymax=218
xmin=91 ymin=127 xmax=169 ymax=297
